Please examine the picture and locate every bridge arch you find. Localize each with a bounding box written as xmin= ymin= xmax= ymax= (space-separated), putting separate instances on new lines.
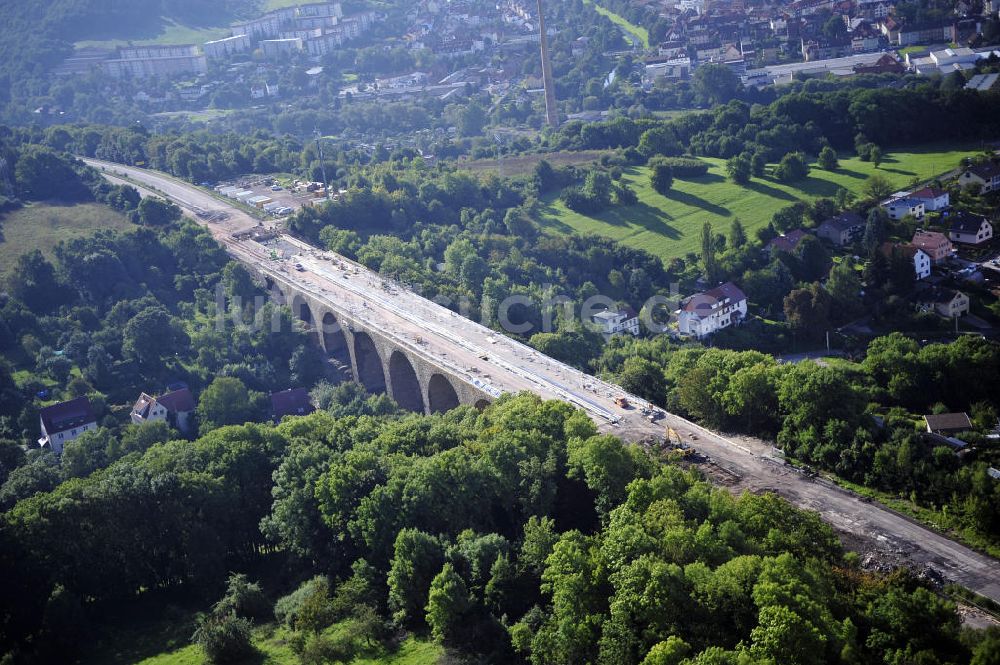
xmin=474 ymin=399 xmax=491 ymax=411
xmin=428 ymin=373 xmax=460 ymax=413
xmin=319 ymin=311 xmax=350 ymax=364
xmin=353 ymin=331 xmax=387 ymax=394
xmin=288 ymin=293 xmax=313 ymax=328
xmin=388 ymin=351 xmax=425 ymax=413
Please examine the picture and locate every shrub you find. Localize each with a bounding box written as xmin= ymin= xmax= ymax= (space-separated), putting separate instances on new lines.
xmin=726 ymin=154 xmax=751 ymax=184
xmin=650 ymin=162 xmax=674 ymax=195
xmin=614 ymin=183 xmax=638 ymax=206
xmin=214 ymin=573 xmax=270 ymax=622
xmin=560 ymin=186 xmax=599 ymax=213
xmin=773 ymin=152 xmax=810 ymax=182
xmin=560 ymin=171 xmax=615 ymax=214
xmin=275 ymin=576 xmax=332 ymax=630
xmin=299 ymin=633 xmax=355 ymax=665
xmin=192 ymin=612 xmax=256 ymax=664
xmin=817 ymin=146 xmax=838 ymax=170
xmin=647 ymin=156 xmax=709 ymax=178
xmin=623 ymin=146 xmax=644 ymax=165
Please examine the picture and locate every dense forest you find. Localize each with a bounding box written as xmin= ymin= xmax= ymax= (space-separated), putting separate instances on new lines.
xmin=594 ymin=335 xmax=1000 ymax=554
xmin=3 ymin=393 xmax=1000 ymax=664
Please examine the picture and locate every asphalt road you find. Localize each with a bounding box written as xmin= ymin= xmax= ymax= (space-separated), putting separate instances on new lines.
xmin=86 ymin=158 xmax=1000 ymax=603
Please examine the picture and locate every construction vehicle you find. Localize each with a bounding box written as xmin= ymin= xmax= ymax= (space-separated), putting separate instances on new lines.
xmin=614 ymin=396 xmax=630 ymax=408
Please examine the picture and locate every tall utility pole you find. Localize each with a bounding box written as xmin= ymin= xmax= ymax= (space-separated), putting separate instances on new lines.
xmin=314 ymin=129 xmax=329 ymax=197
xmin=536 ymin=0 xmax=559 ymax=128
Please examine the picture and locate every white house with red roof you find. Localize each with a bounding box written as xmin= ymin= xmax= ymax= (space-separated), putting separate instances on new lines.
xmin=907 ymin=186 xmax=950 ymax=211
xmin=911 ymin=229 xmax=954 ymax=263
xmin=130 ymin=388 xmax=196 ymax=433
xmin=883 ymin=242 xmax=931 ymax=280
xmin=676 ymin=282 xmax=748 ymax=337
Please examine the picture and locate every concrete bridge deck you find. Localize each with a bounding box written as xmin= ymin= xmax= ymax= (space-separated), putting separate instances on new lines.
xmin=85 ymin=158 xmax=1000 ymax=605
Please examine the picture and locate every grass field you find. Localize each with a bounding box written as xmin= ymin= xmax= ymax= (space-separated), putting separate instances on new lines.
xmin=458 ymin=149 xmax=612 ymax=176
xmin=264 ymin=0 xmax=310 ymax=9
xmin=93 ymin=621 xmax=442 ymax=665
xmin=0 ymin=203 xmax=133 ymax=278
xmin=75 ymin=20 xmax=231 ymax=49
xmin=533 ymin=144 xmax=976 ymax=261
xmin=153 ymin=109 xmax=235 ymax=123
xmin=585 ymin=0 xmax=650 ymax=48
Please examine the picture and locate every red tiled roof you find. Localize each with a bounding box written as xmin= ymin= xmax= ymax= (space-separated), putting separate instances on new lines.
xmin=909 ymin=186 xmax=947 ymax=199
xmin=157 ymin=388 xmax=196 ymax=413
xmin=682 ymin=282 xmax=747 ymax=319
xmin=767 ymin=229 xmax=808 ymax=253
xmin=912 ymin=230 xmax=951 ymax=250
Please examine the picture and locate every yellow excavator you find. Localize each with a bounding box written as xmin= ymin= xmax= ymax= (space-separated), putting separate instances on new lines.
xmin=666 ymin=427 xmax=693 ymax=457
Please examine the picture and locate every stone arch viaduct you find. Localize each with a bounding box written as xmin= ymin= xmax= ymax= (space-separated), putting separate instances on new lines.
xmin=83 ymin=158 xmax=1000 ymax=607
xmin=263 ymin=271 xmax=492 ymax=414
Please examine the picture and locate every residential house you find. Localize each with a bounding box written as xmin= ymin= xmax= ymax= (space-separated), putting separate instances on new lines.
xmin=948 ymin=212 xmax=993 ymax=245
xmin=590 ymin=307 xmax=640 ymax=337
xmin=907 ymin=186 xmax=949 ymax=211
xmin=896 ymin=20 xmax=957 ymax=46
xmin=816 ymin=212 xmax=865 ymax=246
xmin=848 ymin=19 xmax=885 ymax=53
xmin=38 ymin=397 xmax=97 ymax=453
xmin=676 ymin=282 xmax=748 ymax=337
xmin=766 ymin=229 xmax=809 ymax=254
xmin=882 ymin=196 xmax=925 ymax=220
xmin=959 ymin=162 xmax=1000 ymax=193
xmin=802 ymin=37 xmax=851 ymax=61
xmin=271 ymin=388 xmax=315 ymax=421
xmin=130 ymin=388 xmax=196 ymax=433
xmin=924 ymin=411 xmax=972 ymax=435
xmin=883 ymin=243 xmax=931 ymax=279
xmin=856 ymin=0 xmax=894 ymax=19
xmin=915 ymin=287 xmax=969 ymax=318
xmin=911 ymin=229 xmax=953 ymax=263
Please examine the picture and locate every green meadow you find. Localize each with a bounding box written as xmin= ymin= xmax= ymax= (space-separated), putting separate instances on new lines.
xmin=88 ymin=615 xmax=442 ymax=665
xmin=534 ymin=144 xmax=975 ymax=261
xmin=0 ymin=202 xmax=133 ymax=278
xmin=585 ymin=0 xmax=650 ymax=48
